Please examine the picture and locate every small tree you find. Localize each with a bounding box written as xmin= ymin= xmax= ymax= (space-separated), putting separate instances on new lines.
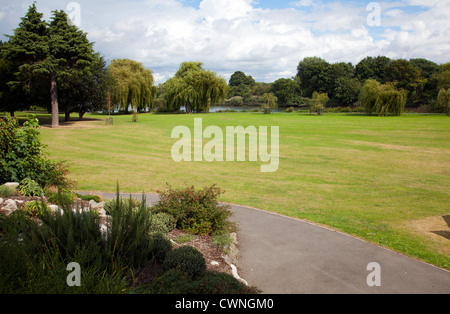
xmin=262 ymin=92 xmax=278 ymax=114
xmin=310 ymin=92 xmax=329 ymax=115
xmin=437 ymin=88 xmax=450 ymax=115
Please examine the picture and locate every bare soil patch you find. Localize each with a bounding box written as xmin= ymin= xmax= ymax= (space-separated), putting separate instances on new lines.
xmin=167 ymin=228 xmax=232 ymax=275
xmin=403 ymin=215 xmax=450 ymax=256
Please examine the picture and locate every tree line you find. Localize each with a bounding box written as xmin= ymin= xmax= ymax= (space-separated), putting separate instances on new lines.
xmin=1 ymin=4 xmax=449 ymax=126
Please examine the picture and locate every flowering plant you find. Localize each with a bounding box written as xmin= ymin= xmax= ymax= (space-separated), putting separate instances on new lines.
xmin=153 ymin=184 xmax=234 ymax=235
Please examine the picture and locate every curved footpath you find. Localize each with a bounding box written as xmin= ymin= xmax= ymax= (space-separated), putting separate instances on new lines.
xmin=82 ymin=192 xmax=450 ymax=294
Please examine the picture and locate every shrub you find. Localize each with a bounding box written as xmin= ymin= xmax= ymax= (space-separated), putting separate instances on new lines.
xmin=150 ymin=269 xmax=257 ymax=294
xmin=151 ymin=232 xmax=172 ymax=262
xmin=104 ymin=189 xmax=154 ymax=269
xmin=22 ymin=200 xmax=51 ymax=218
xmin=152 ymin=184 xmax=235 ymax=235
xmin=0 ymin=117 xmax=75 ymax=189
xmin=163 ymin=245 xmax=206 ymax=278
xmin=47 ymin=190 xmax=75 ymax=206
xmin=0 ymin=185 xmax=17 ymax=198
xmin=18 ymin=177 xmax=44 ymax=197
xmin=150 ymin=212 xmax=176 ymax=234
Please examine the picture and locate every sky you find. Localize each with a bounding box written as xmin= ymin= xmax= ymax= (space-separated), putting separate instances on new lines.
xmin=1 ymin=0 xmax=449 ymax=84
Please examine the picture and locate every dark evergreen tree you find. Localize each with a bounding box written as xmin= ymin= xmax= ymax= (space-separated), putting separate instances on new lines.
xmin=3 ymin=5 xmax=96 ymax=127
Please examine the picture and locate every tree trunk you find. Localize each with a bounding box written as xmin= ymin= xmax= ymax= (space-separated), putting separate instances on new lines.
xmin=50 ymin=74 xmax=59 ymax=128
xmin=9 ymin=111 xmax=14 ymax=118
xmin=185 ymin=101 xmax=192 ymax=114
xmin=79 ymin=111 xmax=86 ymax=121
xmin=65 ymin=111 xmax=71 ymax=122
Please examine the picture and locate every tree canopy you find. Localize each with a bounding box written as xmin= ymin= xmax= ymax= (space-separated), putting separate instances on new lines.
xmin=107 ymin=59 xmax=156 ymax=114
xmin=2 ymin=5 xmax=97 ymax=127
xmin=164 ymin=62 xmax=228 ymax=114
xmin=360 ymin=79 xmax=407 ymax=116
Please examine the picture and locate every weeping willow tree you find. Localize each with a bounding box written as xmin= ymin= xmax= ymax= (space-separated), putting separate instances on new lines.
xmin=165 ymin=62 xmax=228 ymax=113
xmin=107 ymin=59 xmax=156 ymax=119
xmin=262 ymin=92 xmax=278 ymax=114
xmin=360 ymin=79 xmax=407 ymax=116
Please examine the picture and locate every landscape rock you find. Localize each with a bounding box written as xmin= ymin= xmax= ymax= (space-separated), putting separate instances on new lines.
xmin=89 ymin=200 xmax=105 ymax=210
xmin=49 ymin=205 xmax=60 ymax=212
xmin=2 ymin=199 xmax=18 ymax=211
xmin=3 ymin=182 xmax=19 ymax=190
xmin=0 ymin=208 xmax=13 ymax=216
xmin=0 ymin=198 xmax=3 ymax=206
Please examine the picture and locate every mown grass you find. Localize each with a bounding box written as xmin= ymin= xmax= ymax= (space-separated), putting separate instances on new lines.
xmin=36 ymin=112 xmax=450 ymax=269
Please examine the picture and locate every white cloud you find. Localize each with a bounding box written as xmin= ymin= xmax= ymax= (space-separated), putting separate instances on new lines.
xmin=1 ymin=0 xmax=449 ymax=83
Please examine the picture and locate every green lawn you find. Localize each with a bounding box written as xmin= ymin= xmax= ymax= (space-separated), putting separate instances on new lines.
xmin=38 ymin=112 xmax=450 ymax=269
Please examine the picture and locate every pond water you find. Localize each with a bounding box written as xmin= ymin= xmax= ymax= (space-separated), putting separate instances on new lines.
xmin=103 ymin=105 xmax=285 ymax=114
xmin=181 ymin=106 xmax=284 ymax=113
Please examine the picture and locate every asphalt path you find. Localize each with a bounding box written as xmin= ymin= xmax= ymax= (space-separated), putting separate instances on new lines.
xmin=81 ymin=191 xmax=450 ymax=294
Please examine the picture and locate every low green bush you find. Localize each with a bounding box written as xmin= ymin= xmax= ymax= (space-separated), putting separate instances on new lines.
xmin=47 ymin=191 xmax=75 ymax=206
xmin=153 ymin=184 xmax=235 ymax=235
xmin=150 ymin=269 xmax=257 ymax=294
xmin=150 ymin=212 xmax=176 ymax=234
xmin=0 ymin=117 xmax=75 ymax=190
xmin=151 ymin=232 xmax=172 ymax=262
xmin=163 ymin=245 xmax=206 ymax=278
xmin=0 ymin=185 xmax=17 ymax=198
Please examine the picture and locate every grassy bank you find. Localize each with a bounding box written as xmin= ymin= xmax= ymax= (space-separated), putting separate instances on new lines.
xmin=37 ymin=112 xmax=450 ymax=269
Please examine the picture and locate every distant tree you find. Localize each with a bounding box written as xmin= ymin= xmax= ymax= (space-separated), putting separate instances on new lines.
xmin=296 ymin=57 xmax=330 ymax=98
xmin=229 ymin=71 xmax=255 ymax=87
xmin=359 ymin=79 xmax=407 ymax=116
xmin=107 ymin=59 xmax=156 ymax=119
xmin=262 ymin=92 xmax=278 ymax=114
xmin=410 ymin=58 xmax=441 ymax=79
xmin=165 ymin=62 xmax=228 ymax=113
xmin=386 ymin=59 xmax=423 ymax=106
xmin=227 ymin=71 xmax=255 ymax=99
xmin=270 ymin=78 xmax=301 ymax=106
xmin=437 ymin=88 xmax=450 ymax=115
xmin=434 ymin=67 xmax=450 ymax=90
xmin=310 ymin=92 xmax=329 ymax=115
xmin=333 ymin=77 xmax=361 ymax=105
xmin=355 ymin=56 xmax=391 ymax=83
xmin=252 ymin=82 xmax=272 ymax=96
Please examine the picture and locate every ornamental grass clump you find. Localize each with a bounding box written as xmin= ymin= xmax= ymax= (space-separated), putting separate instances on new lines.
xmin=152 ymin=184 xmax=235 ymax=236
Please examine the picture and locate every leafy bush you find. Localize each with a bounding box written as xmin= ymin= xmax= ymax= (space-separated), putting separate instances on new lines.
xmin=47 ymin=190 xmax=75 ymax=206
xmin=0 ymin=117 xmax=75 ymax=189
xmin=18 ymin=177 xmax=44 ymax=197
xmin=151 ymin=232 xmax=172 ymax=262
xmin=152 ymin=185 xmax=235 ymax=235
xmin=163 ymin=245 xmax=206 ymax=278
xmin=150 ymin=212 xmax=176 ymax=234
